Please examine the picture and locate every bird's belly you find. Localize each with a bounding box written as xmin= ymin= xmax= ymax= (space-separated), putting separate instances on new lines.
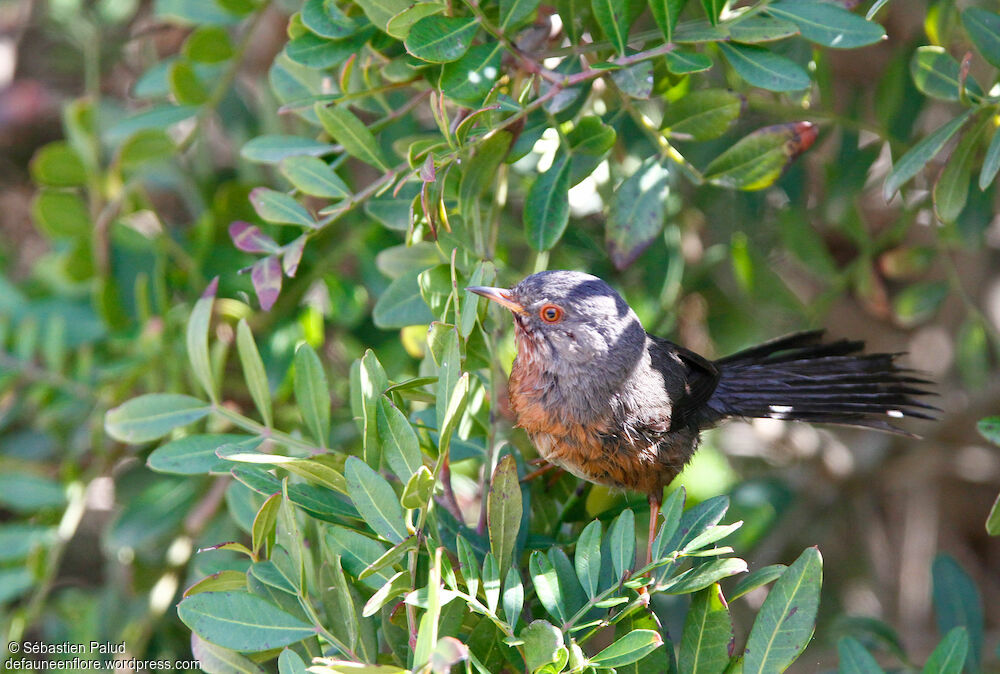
xmin=528 ymin=428 xmax=666 ymax=493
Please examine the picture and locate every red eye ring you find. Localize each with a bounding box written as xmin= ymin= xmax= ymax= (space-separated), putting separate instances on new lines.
xmin=539 ymin=304 xmax=563 ymax=323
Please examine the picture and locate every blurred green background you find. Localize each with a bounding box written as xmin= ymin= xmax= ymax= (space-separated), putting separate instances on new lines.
xmin=0 ymin=0 xmax=998 ymax=671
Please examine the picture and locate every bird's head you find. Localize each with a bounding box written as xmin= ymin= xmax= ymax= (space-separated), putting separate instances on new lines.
xmin=468 ymin=271 xmax=647 ymax=379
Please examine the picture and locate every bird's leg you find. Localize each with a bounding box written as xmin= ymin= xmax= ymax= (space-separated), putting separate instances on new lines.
xmin=520 ymin=461 xmax=559 ymax=483
xmin=638 ymin=491 xmax=663 ymax=604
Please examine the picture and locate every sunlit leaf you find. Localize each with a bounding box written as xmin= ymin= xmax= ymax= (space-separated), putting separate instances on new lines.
xmin=719 ymin=43 xmax=810 ymax=92
xmin=744 ymin=547 xmax=822 ymax=673
xmin=704 ymin=122 xmax=817 ymax=190
xmin=524 ymin=155 xmax=572 ymax=251
xmin=767 ymin=1 xmax=885 ymax=48
xmin=177 ymin=592 xmax=316 ymax=652
xmin=606 ymin=157 xmax=671 ymax=269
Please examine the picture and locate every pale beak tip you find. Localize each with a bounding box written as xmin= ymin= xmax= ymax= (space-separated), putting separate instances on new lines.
xmin=466 ymin=285 xmax=525 ymax=314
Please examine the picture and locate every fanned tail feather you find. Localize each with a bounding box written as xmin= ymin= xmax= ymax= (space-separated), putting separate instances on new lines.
xmin=708 ymin=331 xmax=936 ymax=434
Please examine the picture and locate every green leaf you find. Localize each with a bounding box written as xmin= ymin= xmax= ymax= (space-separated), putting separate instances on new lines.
xmin=665 ymin=49 xmax=713 ymax=74
xmin=611 ymin=61 xmax=654 ymax=99
xmin=250 ymin=188 xmax=317 ymax=228
xmin=147 ymin=433 xmax=246 ymax=474
xmin=184 ymin=25 xmax=234 ymax=62
xmin=503 ymin=567 xmax=524 ymax=627
xmin=286 ymin=29 xmax=372 ymax=69
xmin=185 ymin=570 xmax=250 ymax=597
xmin=566 ymin=115 xmax=616 ymax=185
xmin=168 ymin=60 xmax=209 ymax=104
xmin=884 ymin=110 xmax=972 ymax=200
xmin=325 ymin=526 xmax=392 ymax=589
xmin=719 ymin=43 xmax=810 ymax=92
xmin=345 ymin=456 xmax=408 ymax=544
xmin=521 ymin=620 xmax=564 ymax=673
xmin=574 ymin=520 xmax=602 ymax=598
xmin=921 ymin=627 xmax=969 ymax=674
xmin=963 ymin=8 xmax=1000 ymax=69
xmin=0 ymin=473 xmax=64 ymax=512
xmin=404 ymin=16 xmax=478 ymax=63
xmin=728 ymin=14 xmax=799 ymax=43
xmin=529 ymin=552 xmax=567 ymax=623
xmin=488 ymin=454 xmax=522 ymax=573
xmin=910 ymin=46 xmax=981 ymax=102
xmin=303 ymin=0 xmax=359 ymax=38
xmin=187 ymin=281 xmax=216 ymax=401
xmin=357 ymin=349 xmax=388 ymax=465
xmin=433 ymin=325 xmax=461 ymax=433
xmin=837 ymin=636 xmax=886 ymax=674
xmin=767 ymin=1 xmax=885 ymax=48
xmin=280 ymin=155 xmax=350 ymax=199
xmin=674 ymin=19 xmax=728 ymax=42
xmin=649 ymin=0 xmax=686 ymax=42
xmin=500 ymin=0 xmax=541 ymax=30
xmin=700 ymin=0 xmax=723 ymax=25
xmin=652 ymin=487 xmax=686 ymax=560
xmin=728 ymin=564 xmax=786 ymax=601
xmin=278 ymin=649 xmax=308 ymax=674
xmin=364 ymin=182 xmax=419 ymax=231
xmin=386 ymin=3 xmax=446 ymax=39
xmin=288 ymin=482 xmax=360 ymax=522
xmin=252 ymin=493 xmax=281 ymax=556
xmin=294 ymin=343 xmax=331 ymax=447
xmin=979 ymin=416 xmax=1000 ymax=445
xmin=481 ymin=551 xmax=501 ymax=614
xmin=591 ymin=0 xmax=630 ymax=54
xmin=524 ymin=155 xmax=572 ymax=251
xmin=377 ymin=398 xmax=423 ymax=482
xmin=931 ymin=555 xmax=982 ymax=672
xmin=893 ymin=280 xmax=949 ymax=326
xmin=177 ymin=591 xmax=316 ymax=652
xmin=241 ymin=135 xmax=335 ymax=164
xmin=31 ymin=190 xmax=91 ymax=238
xmin=744 ymin=546 xmax=822 ymax=673
xmin=662 ymin=89 xmax=742 ymax=142
xmin=935 ymin=122 xmax=983 ymax=224
xmin=606 ymin=157 xmax=671 ymax=269
xmin=105 ymin=394 xmax=210 ymax=443
xmin=680 ymin=584 xmax=733 ymax=674
xmin=456 ymin=535 xmax=480 ymax=597
xmin=236 ymin=319 xmax=273 ymax=428
xmin=30 ymin=142 xmax=87 ymax=187
xmin=315 ymin=103 xmax=391 ymax=171
xmin=663 ymin=557 xmax=748 ymax=594
xmin=190 ymin=635 xmax=267 ymax=674
xmin=590 ymin=629 xmax=664 ymax=668
xmin=119 ymin=129 xmax=175 ymax=172
xmin=373 ymin=269 xmax=436 ymax=328
xmin=978 ymin=125 xmax=1000 ymax=190
xmin=608 ymin=508 xmax=636 ymax=581
xmin=986 ymin=491 xmax=1000 ymax=536
xmin=704 ymin=121 xmax=816 ymax=190
xmin=440 ymin=42 xmax=504 ymax=105
xmin=353 ymin=0 xmax=409 ymax=32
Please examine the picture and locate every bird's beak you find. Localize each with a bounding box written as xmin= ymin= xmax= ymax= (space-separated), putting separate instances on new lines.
xmin=467 ymin=286 xmax=527 ymax=315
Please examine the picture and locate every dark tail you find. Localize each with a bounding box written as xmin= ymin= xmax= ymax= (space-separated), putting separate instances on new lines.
xmin=707 ymin=331 xmax=936 ymax=434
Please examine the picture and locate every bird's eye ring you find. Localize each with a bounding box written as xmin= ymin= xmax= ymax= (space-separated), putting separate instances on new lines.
xmin=539 ymin=304 xmax=563 ymax=323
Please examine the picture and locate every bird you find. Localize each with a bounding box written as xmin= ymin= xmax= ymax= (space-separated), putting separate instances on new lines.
xmin=468 ymin=270 xmax=934 ymax=573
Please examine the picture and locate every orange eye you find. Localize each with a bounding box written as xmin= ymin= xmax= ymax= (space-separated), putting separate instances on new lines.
xmin=539 ymin=304 xmax=563 ymax=323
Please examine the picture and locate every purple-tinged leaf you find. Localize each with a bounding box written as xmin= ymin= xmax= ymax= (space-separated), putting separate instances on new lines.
xmin=202 ymin=276 xmax=219 ymax=299
xmin=282 ymin=236 xmax=306 ymax=278
xmin=229 ymin=221 xmax=280 ymax=254
xmin=251 ymin=256 xmax=283 ymax=311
